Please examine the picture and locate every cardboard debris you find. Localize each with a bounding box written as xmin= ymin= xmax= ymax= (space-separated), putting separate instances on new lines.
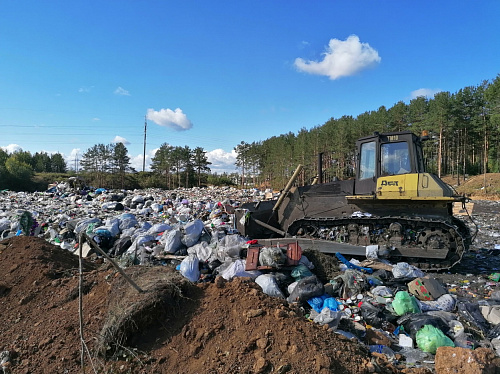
xmin=407 ymin=277 xmax=447 ymax=301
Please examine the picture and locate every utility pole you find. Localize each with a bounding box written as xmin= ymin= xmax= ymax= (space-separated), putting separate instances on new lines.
xmin=74 ymin=153 xmax=79 ymax=174
xmin=143 ymin=115 xmax=147 ymax=172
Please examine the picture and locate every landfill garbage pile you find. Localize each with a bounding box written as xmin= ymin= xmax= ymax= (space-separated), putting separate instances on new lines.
xmin=1 ymin=186 xmax=500 ymax=373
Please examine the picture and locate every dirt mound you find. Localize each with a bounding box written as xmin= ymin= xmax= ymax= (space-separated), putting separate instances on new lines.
xmin=0 ymin=236 xmax=423 ymax=373
xmin=442 ymin=173 xmax=500 ymax=199
xmin=97 ymin=266 xmax=196 ymax=357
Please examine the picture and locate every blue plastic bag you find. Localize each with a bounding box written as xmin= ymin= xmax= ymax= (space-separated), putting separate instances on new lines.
xmin=308 ymin=294 xmax=328 ymax=313
xmin=179 ymin=255 xmax=200 ymax=282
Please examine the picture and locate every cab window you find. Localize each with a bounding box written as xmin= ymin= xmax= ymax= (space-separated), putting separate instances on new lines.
xmin=381 ymin=142 xmax=410 ymax=175
xmin=359 ymin=141 xmax=376 ymax=179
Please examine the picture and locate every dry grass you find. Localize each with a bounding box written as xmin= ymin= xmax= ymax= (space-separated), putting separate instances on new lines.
xmin=96 ymin=266 xmax=196 ymax=357
xmin=441 ymin=173 xmax=500 ymax=199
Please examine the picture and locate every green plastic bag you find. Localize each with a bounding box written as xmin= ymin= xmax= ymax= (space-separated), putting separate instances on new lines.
xmin=392 ymin=291 xmax=421 ymax=316
xmin=291 ymin=264 xmax=313 ymax=280
xmin=416 ymin=324 xmax=455 ymax=354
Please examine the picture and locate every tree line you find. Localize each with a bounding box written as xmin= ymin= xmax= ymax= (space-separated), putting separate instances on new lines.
xmin=0 ymin=149 xmax=66 ymax=190
xmin=79 ymin=142 xmax=217 ymax=189
xmin=2 ymin=73 xmax=499 ymax=192
xmin=235 ymin=74 xmax=500 ymax=189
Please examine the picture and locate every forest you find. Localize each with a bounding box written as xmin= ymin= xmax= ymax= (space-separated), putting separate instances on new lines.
xmin=1 ymin=74 xmax=499 ymax=192
xmin=235 ymin=75 xmax=500 ymax=189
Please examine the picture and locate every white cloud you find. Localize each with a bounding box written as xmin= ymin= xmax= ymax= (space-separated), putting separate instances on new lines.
xmin=130 ymin=149 xmax=156 ymax=172
xmin=112 ymin=136 xmax=130 ymax=145
xmin=294 ymin=35 xmax=381 ymax=80
xmin=410 ymin=88 xmax=442 ymax=100
xmin=92 ymin=117 xmax=100 ymax=121
xmin=63 ymin=148 xmax=81 ymax=171
xmin=78 ymin=86 xmax=94 ymax=93
xmin=146 ymin=108 xmax=193 ymax=131
xmin=126 ymin=148 xmax=235 ymax=174
xmin=206 ymin=149 xmax=237 ymax=174
xmin=114 ymin=86 xmax=130 ymax=96
xmin=1 ymin=144 xmax=22 ymax=154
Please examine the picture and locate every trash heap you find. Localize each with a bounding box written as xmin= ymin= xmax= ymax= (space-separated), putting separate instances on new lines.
xmin=1 ymin=187 xmax=500 ymax=372
xmin=177 ymin=236 xmax=500 ymax=372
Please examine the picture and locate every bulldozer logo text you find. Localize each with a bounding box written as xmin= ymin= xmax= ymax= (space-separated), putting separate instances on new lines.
xmin=381 ymin=180 xmax=399 ymax=186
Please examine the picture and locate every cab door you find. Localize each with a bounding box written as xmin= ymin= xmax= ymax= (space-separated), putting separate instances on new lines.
xmin=355 ymin=140 xmax=377 ymax=195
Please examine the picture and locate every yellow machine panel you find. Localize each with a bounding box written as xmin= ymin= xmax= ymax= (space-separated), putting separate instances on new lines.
xmin=375 ymin=173 xmax=455 ymax=200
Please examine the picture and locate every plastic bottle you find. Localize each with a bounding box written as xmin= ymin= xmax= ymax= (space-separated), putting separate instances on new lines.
xmin=368 ymin=345 xmax=396 ymax=361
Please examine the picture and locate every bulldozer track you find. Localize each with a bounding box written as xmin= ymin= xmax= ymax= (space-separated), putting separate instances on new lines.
xmin=288 ymin=215 xmax=471 ymax=271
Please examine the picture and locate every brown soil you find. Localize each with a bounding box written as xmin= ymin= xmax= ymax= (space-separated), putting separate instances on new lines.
xmin=0 ymin=236 xmax=425 ymax=374
xmin=442 ymin=173 xmax=500 ymax=199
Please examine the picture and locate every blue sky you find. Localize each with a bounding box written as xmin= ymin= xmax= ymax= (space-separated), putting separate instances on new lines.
xmin=1 ymin=1 xmax=499 ymax=174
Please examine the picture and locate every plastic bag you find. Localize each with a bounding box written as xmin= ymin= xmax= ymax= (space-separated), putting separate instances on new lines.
xmin=162 ymin=229 xmax=183 ymax=254
xmin=74 ymin=217 xmax=102 ymax=235
xmin=291 ymin=264 xmax=313 ymax=280
xmin=219 ymin=259 xmax=261 ymax=280
xmin=308 ymin=295 xmax=328 ymax=313
xmin=103 ymin=218 xmax=121 ymax=237
xmin=147 ymin=222 xmax=172 ymax=235
xmin=93 ymin=228 xmax=114 ymax=250
xmin=415 ymin=324 xmax=454 ymax=354
xmin=187 ymin=241 xmax=213 ymax=262
xmin=392 ymin=262 xmax=425 ymax=278
xmin=398 ymin=313 xmax=450 ymax=340
xmin=313 ymin=308 xmax=341 ymax=329
xmin=323 ymin=297 xmax=339 ymax=311
xmin=216 ymin=235 xmax=247 ymax=261
xmin=287 ymin=281 xmax=298 ymax=295
xmin=366 ymin=245 xmax=379 ymax=260
xmin=126 ymin=234 xmax=155 ymax=254
xmin=361 ymin=301 xmax=387 ymax=327
xmin=119 ymin=217 xmax=138 ymax=231
xmin=255 ymin=274 xmax=285 ymax=299
xmin=419 ymin=294 xmax=456 ymax=312
xmin=110 ymin=236 xmax=132 ymax=256
xmin=287 ymin=275 xmax=324 ymax=304
xmin=299 ymin=255 xmax=314 ymax=270
xmin=179 ymin=254 xmax=200 ymax=282
xmin=371 ymin=286 xmax=393 ymax=297
xmin=457 ymin=301 xmax=490 ymax=337
xmin=0 ymin=218 xmax=11 ymax=233
xmin=398 ymin=347 xmax=431 ymax=364
xmin=259 ymin=246 xmax=286 ymax=267
xmin=182 ymin=219 xmax=204 ymax=247
xmin=392 ymin=291 xmax=421 ymax=316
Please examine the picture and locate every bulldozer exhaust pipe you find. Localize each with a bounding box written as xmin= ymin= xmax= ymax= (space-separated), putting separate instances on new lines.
xmin=272 ymin=164 xmax=303 ymax=213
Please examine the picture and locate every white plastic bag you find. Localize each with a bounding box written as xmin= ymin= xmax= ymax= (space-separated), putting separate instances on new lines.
xmin=219 ymin=259 xmax=260 ymax=280
xmin=188 ymin=241 xmax=213 ymax=262
xmin=366 ymin=245 xmax=379 ymax=260
xmin=255 ymin=274 xmax=285 ymax=299
xmin=392 ymin=262 xmax=425 ymax=278
xmin=182 ymin=219 xmax=204 ymax=247
xmin=419 ymin=294 xmax=456 ymax=312
xmin=259 ymin=246 xmax=286 ymax=267
xmin=179 ymin=255 xmax=200 ymax=282
xmin=147 ymin=222 xmax=171 ymax=235
xmin=313 ymin=308 xmax=341 ymax=329
xmin=216 ymin=235 xmax=247 ymax=261
xmin=162 ymin=229 xmax=183 ymax=254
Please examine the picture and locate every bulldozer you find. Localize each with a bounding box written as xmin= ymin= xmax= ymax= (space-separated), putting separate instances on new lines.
xmin=235 ymin=131 xmax=473 ymax=270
